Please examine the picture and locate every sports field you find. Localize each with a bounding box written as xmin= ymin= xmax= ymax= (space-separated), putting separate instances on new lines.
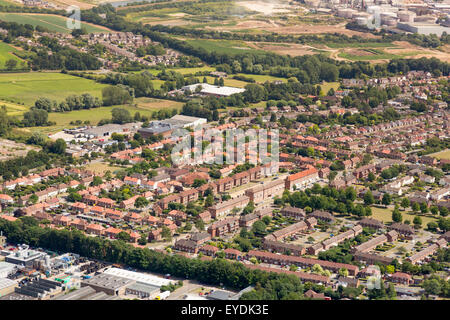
xmin=0 ymin=72 xmax=107 ymax=106
xmin=0 ymin=13 xmax=110 ymax=34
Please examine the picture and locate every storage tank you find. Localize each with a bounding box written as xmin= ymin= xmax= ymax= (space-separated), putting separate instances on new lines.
xmin=356 ymin=17 xmax=369 ymax=26
xmin=398 ymin=10 xmax=416 ymax=23
xmin=414 ymin=15 xmax=437 ymax=23
xmin=337 ymin=8 xmax=357 ymax=18
xmin=384 ymin=18 xmax=398 ymax=26
xmin=380 ymin=12 xmax=397 ymax=24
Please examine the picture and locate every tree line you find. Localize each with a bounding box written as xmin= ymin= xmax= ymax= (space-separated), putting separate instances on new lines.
xmin=0 ymin=216 xmax=313 ymax=300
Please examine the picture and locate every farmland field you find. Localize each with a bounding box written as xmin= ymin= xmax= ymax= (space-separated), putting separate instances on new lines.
xmin=0 ymin=13 xmax=111 ymax=34
xmin=0 ymin=41 xmax=24 ymax=70
xmin=0 ymin=72 xmax=107 ymax=106
xmin=1 ymin=100 xmax=28 ymax=116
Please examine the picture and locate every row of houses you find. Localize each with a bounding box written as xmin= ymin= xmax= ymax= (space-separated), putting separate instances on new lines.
xmin=246 ymin=250 xmax=359 ymax=276
xmin=308 ymin=225 xmax=363 ymax=255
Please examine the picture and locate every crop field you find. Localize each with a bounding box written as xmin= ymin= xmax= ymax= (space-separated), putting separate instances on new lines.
xmin=0 ymin=72 xmax=107 ymax=106
xmin=0 ymin=13 xmax=110 ymax=34
xmin=0 ymin=41 xmax=24 ymax=69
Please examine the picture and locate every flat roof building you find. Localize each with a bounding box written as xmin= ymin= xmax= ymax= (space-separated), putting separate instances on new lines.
xmin=81 ymin=273 xmax=134 ymax=296
xmin=103 ymin=267 xmax=174 ymax=288
xmin=182 ymin=83 xmax=246 ymax=97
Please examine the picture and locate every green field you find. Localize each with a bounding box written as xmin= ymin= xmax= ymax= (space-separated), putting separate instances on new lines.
xmin=429 ymin=149 xmax=450 ymax=161
xmin=0 ymin=72 xmax=107 ymax=106
xmin=0 ymin=13 xmax=110 ymax=34
xmin=236 ymin=73 xmax=288 ymax=84
xmin=319 ymin=81 xmax=340 ymax=93
xmin=0 ymin=41 xmax=23 ymax=69
xmin=0 ymin=0 xmax=21 ymax=5
xmin=326 ymin=42 xmax=396 ymax=49
xmin=338 ymin=49 xmax=420 ymax=61
xmin=184 ymin=39 xmax=264 ymax=55
xmin=27 ymin=98 xmax=183 ymax=134
xmin=371 ymin=206 xmax=438 ymax=226
xmin=147 ymin=66 xmax=216 ymax=76
xmin=1 ymin=101 xmax=28 ymax=116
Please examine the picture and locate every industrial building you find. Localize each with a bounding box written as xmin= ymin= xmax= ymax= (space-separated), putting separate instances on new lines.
xmin=181 ymin=83 xmax=246 ymax=97
xmin=0 ymin=278 xmax=16 ymax=297
xmin=14 ymin=278 xmax=63 ymax=299
xmin=165 ymin=114 xmax=207 ymax=128
xmin=138 ymin=115 xmax=207 ymax=138
xmin=125 ymin=282 xmax=161 ymax=299
xmin=81 ymin=273 xmax=134 ymax=296
xmin=80 ymin=122 xmax=141 ymax=140
xmin=52 ymin=285 xmax=120 ymax=300
xmin=397 ymin=22 xmax=450 ymax=36
xmin=4 ymin=245 xmax=47 ymax=268
xmin=0 ymin=261 xmax=17 ymax=278
xmin=102 ymin=267 xmax=174 ymax=287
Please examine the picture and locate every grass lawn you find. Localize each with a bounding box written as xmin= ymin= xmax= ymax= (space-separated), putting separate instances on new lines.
xmin=184 ymin=39 xmax=264 ymax=55
xmin=134 ymin=97 xmax=183 ymax=111
xmin=338 ymin=49 xmax=420 ymax=61
xmin=429 ymin=149 xmax=450 ymax=161
xmin=0 ymin=0 xmax=21 ymax=4
xmin=236 ymin=73 xmax=287 ymax=84
xmin=84 ymin=162 xmax=124 ymax=174
xmin=0 ymin=100 xmax=29 ymax=116
xmin=26 ymin=98 xmax=183 ymax=134
xmin=146 ymin=66 xmax=216 ymax=76
xmin=0 ymin=41 xmax=24 ymax=69
xmin=320 ymin=81 xmax=340 ymax=93
xmin=0 ymin=72 xmax=107 ymax=106
xmin=0 ymin=13 xmax=109 ymax=34
xmin=325 ymin=42 xmax=396 ymax=49
xmin=370 ymin=206 xmax=439 ymax=226
xmin=202 ymin=76 xmax=248 ymax=88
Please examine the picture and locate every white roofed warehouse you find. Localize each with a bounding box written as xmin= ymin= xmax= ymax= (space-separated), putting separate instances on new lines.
xmin=182 ymin=83 xmax=246 ymax=97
